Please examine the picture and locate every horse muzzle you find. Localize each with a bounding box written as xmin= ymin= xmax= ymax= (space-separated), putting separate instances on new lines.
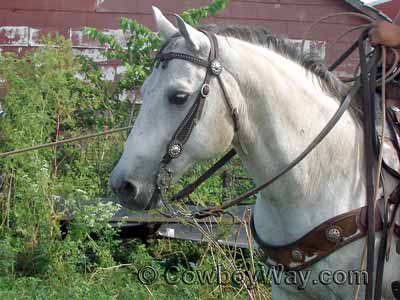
xmin=109 ymin=170 xmax=160 ymax=210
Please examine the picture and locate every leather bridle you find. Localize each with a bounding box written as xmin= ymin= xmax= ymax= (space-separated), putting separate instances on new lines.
xmin=152 ymin=29 xmax=362 ymax=219
xmin=153 ymin=30 xmax=239 ymax=217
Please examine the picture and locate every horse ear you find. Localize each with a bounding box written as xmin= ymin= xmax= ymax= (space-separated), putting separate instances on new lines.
xmin=152 ymin=6 xmax=178 ymax=41
xmin=174 ymin=15 xmax=204 ymax=51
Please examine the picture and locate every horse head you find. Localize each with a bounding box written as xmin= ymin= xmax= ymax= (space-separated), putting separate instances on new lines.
xmin=109 ymin=7 xmax=236 ymax=210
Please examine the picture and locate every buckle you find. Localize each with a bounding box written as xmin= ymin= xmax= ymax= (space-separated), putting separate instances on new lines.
xmin=157 ymin=166 xmax=172 ymax=192
xmin=200 ymin=84 xmax=210 ymax=97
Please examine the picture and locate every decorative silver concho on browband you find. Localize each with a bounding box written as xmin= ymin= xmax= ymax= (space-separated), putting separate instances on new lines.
xmin=210 ymin=60 xmax=222 ymax=76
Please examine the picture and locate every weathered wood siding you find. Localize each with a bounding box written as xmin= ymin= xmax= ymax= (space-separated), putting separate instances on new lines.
xmin=0 ymin=0 xmax=367 ymax=77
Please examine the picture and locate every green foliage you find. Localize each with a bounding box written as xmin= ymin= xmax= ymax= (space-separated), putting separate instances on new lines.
xmin=0 ymin=36 xmax=125 ymax=279
xmin=0 ymin=1 xmax=265 ymax=299
xmin=181 ymin=0 xmax=229 ymax=26
xmin=82 ymin=0 xmax=229 ymax=98
xmin=0 ymin=239 xmax=270 ymax=300
xmin=84 ymin=19 xmax=160 ymax=96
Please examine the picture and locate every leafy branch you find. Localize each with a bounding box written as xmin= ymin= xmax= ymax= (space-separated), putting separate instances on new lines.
xmin=83 ymin=0 xmax=229 ymax=96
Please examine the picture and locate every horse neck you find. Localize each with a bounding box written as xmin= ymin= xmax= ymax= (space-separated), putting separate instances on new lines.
xmin=220 ymin=37 xmax=366 ymax=244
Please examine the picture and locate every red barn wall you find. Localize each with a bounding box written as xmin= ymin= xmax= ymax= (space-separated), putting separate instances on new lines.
xmin=375 ymin=1 xmax=400 ymax=20
xmin=0 ymin=0 xmax=366 ymax=77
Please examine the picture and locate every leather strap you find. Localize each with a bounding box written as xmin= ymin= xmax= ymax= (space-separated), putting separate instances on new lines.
xmin=392 ymin=281 xmax=400 ymax=300
xmin=172 ymin=149 xmax=237 ymax=201
xmin=251 ymin=206 xmax=367 ymax=271
xmin=358 ymin=29 xmax=378 ymax=300
xmin=154 ymin=30 xmax=238 ymax=168
xmin=251 ymin=195 xmax=400 ymax=271
xmin=382 ymin=108 xmax=400 ymax=179
xmin=155 ymin=31 xmax=215 ymax=165
xmin=387 ymin=188 xmax=400 ymax=258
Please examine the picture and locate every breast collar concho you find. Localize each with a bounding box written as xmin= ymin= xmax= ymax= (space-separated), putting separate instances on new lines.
xmin=153 ymin=30 xmax=239 ymax=217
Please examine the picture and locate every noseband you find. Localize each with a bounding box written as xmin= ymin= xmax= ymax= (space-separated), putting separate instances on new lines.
xmin=153 ymin=31 xmax=239 ymax=216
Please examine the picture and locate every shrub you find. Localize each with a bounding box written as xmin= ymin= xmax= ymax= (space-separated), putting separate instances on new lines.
xmin=0 ymin=36 xmax=124 ymax=277
xmin=0 ymin=1 xmax=267 ymax=299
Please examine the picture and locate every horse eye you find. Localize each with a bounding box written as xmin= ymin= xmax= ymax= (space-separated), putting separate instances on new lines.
xmin=169 ymin=92 xmax=189 ymax=105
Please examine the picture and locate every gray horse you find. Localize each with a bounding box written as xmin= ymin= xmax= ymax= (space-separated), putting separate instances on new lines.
xmin=110 ymin=7 xmax=400 ymax=299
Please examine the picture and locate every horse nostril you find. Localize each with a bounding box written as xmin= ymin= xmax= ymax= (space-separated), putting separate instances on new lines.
xmin=118 ymin=180 xmax=138 ymax=199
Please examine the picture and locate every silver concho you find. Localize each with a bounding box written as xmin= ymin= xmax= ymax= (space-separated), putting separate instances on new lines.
xmin=210 ymin=60 xmax=222 ymax=76
xmin=168 ymin=142 xmax=182 ymax=158
xmin=325 ymin=225 xmax=342 ymax=242
xmin=291 ymin=249 xmax=304 ymax=263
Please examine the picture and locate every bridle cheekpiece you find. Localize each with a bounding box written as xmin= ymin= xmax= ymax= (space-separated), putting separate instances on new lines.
xmin=153 ymin=30 xmax=238 ymax=217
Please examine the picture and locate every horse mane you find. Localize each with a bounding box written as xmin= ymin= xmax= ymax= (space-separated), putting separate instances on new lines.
xmin=199 ymin=24 xmax=349 ymax=101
